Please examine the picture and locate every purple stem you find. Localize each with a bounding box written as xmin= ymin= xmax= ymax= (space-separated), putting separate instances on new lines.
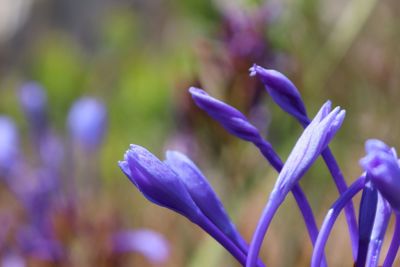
xmin=320 ymin=149 xmax=359 ymax=257
xmin=245 ymin=189 xmax=284 ymax=267
xmin=383 ymin=213 xmax=400 ymax=267
xmin=256 ymin=140 xmax=327 ymax=267
xmin=311 ymin=175 xmax=366 ymax=267
xmin=356 ymin=183 xmax=378 ymax=267
xmin=197 ymin=214 xmax=266 ymax=267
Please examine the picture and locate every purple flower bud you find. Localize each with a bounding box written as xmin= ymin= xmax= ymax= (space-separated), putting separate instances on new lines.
xmin=272 ymin=101 xmax=344 ymax=197
xmin=189 ymin=87 xmax=284 ymax=168
xmin=247 ymin=101 xmax=345 ymax=267
xmin=112 ymin=229 xmax=169 ymax=264
xmin=0 ymin=117 xmax=19 ymax=173
xmin=119 ymin=146 xmax=254 ymax=266
xmin=249 ymin=64 xmax=309 ymax=125
xmin=19 ymin=82 xmax=48 ymax=135
xmin=119 ymin=145 xmax=201 ymax=221
xmin=189 ymin=87 xmax=262 ymax=143
xmin=164 ymin=151 xmax=246 ymax=249
xmin=360 ymin=139 xmax=400 ymax=212
xmin=67 ymin=98 xmax=107 ymax=150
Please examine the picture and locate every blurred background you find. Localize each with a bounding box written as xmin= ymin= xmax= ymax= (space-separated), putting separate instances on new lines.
xmin=0 ymin=0 xmax=399 ymax=266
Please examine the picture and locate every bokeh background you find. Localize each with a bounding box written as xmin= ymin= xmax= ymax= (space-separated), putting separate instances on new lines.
xmin=0 ymin=0 xmax=399 ymax=266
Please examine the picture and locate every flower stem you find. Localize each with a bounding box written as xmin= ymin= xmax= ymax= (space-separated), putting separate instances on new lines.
xmin=311 ymin=175 xmax=366 ymax=267
xmin=197 ymin=214 xmax=266 ymax=267
xmin=245 ymin=190 xmax=283 ymax=267
xmin=321 ymin=148 xmax=359 ymax=258
xmin=383 ymin=213 xmax=400 ymax=267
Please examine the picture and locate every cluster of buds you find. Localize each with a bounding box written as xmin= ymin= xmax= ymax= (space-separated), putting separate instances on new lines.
xmin=120 ymin=64 xmax=400 ymax=266
xmin=0 ymin=84 xmax=169 ymax=266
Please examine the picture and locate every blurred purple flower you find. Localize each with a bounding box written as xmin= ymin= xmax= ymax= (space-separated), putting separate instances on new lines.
xmin=1 ymin=253 xmax=25 ymax=267
xmin=360 ymin=139 xmax=400 ymax=212
xmin=247 ymin=101 xmax=345 ymax=267
xmin=112 ymin=229 xmax=169 ymax=264
xmin=19 ymin=82 xmax=48 ymax=137
xmin=0 ymin=116 xmax=19 ymax=174
xmin=67 ymin=97 xmax=107 ymax=151
xmin=38 ymin=133 xmax=64 ymax=172
xmin=17 ymin=226 xmax=63 ymax=262
xmin=7 ymin=167 xmax=56 ymax=231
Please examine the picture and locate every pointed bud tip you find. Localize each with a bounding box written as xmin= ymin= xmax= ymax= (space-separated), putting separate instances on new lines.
xmin=249 ymin=63 xmax=259 ymax=76
xmin=365 ymin=139 xmax=390 ymax=154
xmin=249 ymin=64 xmax=273 ymax=78
xmin=188 ymin=87 xmax=206 ymax=96
xmin=335 ymin=109 xmax=346 ymax=123
xmin=164 ymin=150 xmax=183 ymax=162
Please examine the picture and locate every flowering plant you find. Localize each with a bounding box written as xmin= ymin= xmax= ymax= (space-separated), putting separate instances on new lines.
xmin=120 ymin=64 xmax=400 ymax=266
xmin=0 ymin=84 xmax=169 ymax=266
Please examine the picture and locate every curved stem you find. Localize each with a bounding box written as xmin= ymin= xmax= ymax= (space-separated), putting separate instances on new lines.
xmin=197 ymin=214 xmax=266 ymax=267
xmin=383 ymin=213 xmax=400 ymax=267
xmin=246 ymin=190 xmax=283 ymax=267
xmin=321 ymin=149 xmax=359 ymax=258
xmin=256 ymin=141 xmax=327 ymax=267
xmin=311 ymin=175 xmax=366 ymax=267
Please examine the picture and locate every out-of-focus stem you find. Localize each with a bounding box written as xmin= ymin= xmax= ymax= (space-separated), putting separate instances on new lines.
xmin=197 ymin=214 xmax=266 ymax=267
xmin=383 ymin=213 xmax=400 ymax=267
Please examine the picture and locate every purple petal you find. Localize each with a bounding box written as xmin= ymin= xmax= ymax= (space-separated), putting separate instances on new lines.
xmin=1 ymin=253 xmax=25 ymax=267
xmin=249 ymin=64 xmax=308 ymax=125
xmin=274 ymin=102 xmax=345 ymax=195
xmin=189 ymin=87 xmax=262 ymax=143
xmin=113 ymin=229 xmax=169 ymax=264
xmin=360 ymin=139 xmax=400 ymax=212
xmin=120 ymin=145 xmax=201 ymax=221
xmin=164 ymin=151 xmax=246 ymax=249
xmin=0 ymin=116 xmax=19 ymax=173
